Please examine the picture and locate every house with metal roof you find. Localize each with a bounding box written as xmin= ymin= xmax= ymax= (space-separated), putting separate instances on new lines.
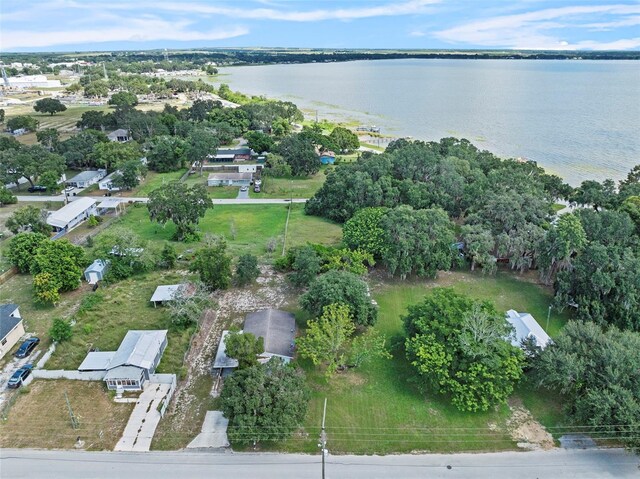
xmin=107 ymin=128 xmax=130 ymax=143
xmin=66 ymin=169 xmax=107 ymax=188
xmin=243 ymin=309 xmax=296 ymax=363
xmin=207 ymin=147 xmax=254 ymax=163
xmin=0 ymin=304 xmax=24 ymax=359
xmin=207 ymin=172 xmax=252 ymax=187
xmin=150 ymin=284 xmax=189 ymax=307
xmin=213 ymin=330 xmax=240 ymax=377
xmin=505 ymin=310 xmax=551 ymax=349
xmin=84 ymin=259 xmax=109 ymax=284
xmin=46 ymin=197 xmax=98 ymax=232
xmin=78 ymin=330 xmax=168 ymax=391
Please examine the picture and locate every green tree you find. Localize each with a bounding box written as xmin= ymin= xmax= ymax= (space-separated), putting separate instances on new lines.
xmin=146 ymin=135 xmax=185 ymax=172
xmin=0 ymin=186 xmax=17 ymax=207
xmin=571 ymin=179 xmax=617 ymax=211
xmin=6 ymin=205 xmax=51 ymax=234
xmin=33 ymin=272 xmax=61 ymax=305
xmin=32 ymin=239 xmax=86 ymax=293
xmin=224 ymin=331 xmax=264 ymax=369
xmin=1 ymin=145 xmax=65 ymax=189
xmin=277 ymin=134 xmax=320 ymax=177
xmin=381 ymin=206 xmax=456 ymax=279
xmin=234 ymin=254 xmax=260 ymax=287
xmin=49 ymin=318 xmax=73 ymax=342
xmin=158 ymin=243 xmax=177 ymax=269
xmin=539 ymin=214 xmax=587 ymax=284
xmin=6 ymin=115 xmax=39 ymax=132
xmin=533 ymin=321 xmax=640 ymax=451
xmin=91 ymin=141 xmax=140 ymax=171
xmin=297 ymin=303 xmax=355 ymax=378
xmin=244 ymin=130 xmax=275 ymax=153
xmin=342 ymin=207 xmax=388 ymax=258
xmin=93 ymin=227 xmax=155 ymax=281
xmin=190 ymin=239 xmax=232 ymax=290
xmin=221 ymin=359 xmax=309 ymax=445
xmin=77 ymin=110 xmax=114 ymax=130
xmin=329 ymin=126 xmax=360 ymax=152
xmin=108 ymin=91 xmax=138 ymax=108
xmin=36 ymin=128 xmax=60 ymax=151
xmin=84 ymin=80 xmax=109 ymax=98
xmin=289 ymin=246 xmax=322 ymax=287
xmin=147 ymin=182 xmax=212 ymax=241
xmin=186 ymin=127 xmax=219 ymax=173
xmin=33 ymin=98 xmax=67 ymax=115
xmin=300 ymin=270 xmax=377 ymax=326
xmin=167 ymin=282 xmax=212 ymax=328
xmin=404 ymin=288 xmax=524 ymax=412
xmin=39 ymin=170 xmax=62 ymax=193
xmin=6 ymin=232 xmax=48 ymax=273
xmin=460 ymin=224 xmax=496 ymax=274
xmin=0 ymin=109 xmax=4 ymax=123
xmin=620 ymin=196 xmax=640 ymax=232
xmin=111 ymin=159 xmax=147 ymax=190
xmin=347 ymin=329 xmax=392 ymax=368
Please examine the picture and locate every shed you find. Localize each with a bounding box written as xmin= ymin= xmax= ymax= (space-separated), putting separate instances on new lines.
xmin=46 ymin=197 xmax=98 ymax=231
xmin=505 ymin=310 xmax=551 ymax=349
xmin=243 ymin=309 xmax=296 ymax=363
xmin=0 ymin=304 xmax=24 ymax=360
xmin=84 ymin=259 xmax=110 ymax=284
xmin=150 ymin=284 xmax=188 ymax=307
xmin=66 ymin=169 xmax=107 ymax=188
xmin=107 ymin=129 xmax=130 ymax=143
xmin=207 ymin=172 xmax=252 ymax=187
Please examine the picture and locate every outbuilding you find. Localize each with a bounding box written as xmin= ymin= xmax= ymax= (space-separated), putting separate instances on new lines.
xmin=505 ymin=310 xmax=551 ymax=349
xmin=207 ymin=172 xmax=252 ymax=187
xmin=66 ymin=169 xmax=107 ymax=188
xmin=150 ymin=284 xmax=190 ymax=307
xmin=46 ymin=197 xmax=98 ymax=232
xmin=0 ymin=304 xmax=25 ymax=360
xmin=84 ymin=259 xmax=109 ymax=284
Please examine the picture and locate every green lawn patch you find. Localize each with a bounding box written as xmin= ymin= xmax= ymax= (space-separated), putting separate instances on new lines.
xmin=131 ymin=170 xmax=187 ymax=197
xmin=251 ymin=169 xmax=328 ymax=199
xmin=286 ymin=204 xmax=342 ymax=249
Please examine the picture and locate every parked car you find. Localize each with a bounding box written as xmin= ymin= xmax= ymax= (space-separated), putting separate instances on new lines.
xmin=27 ymin=185 xmax=47 ymax=193
xmin=254 ymin=179 xmax=262 ymax=187
xmin=64 ymin=186 xmax=75 ymax=192
xmin=254 ymin=186 xmax=261 ymax=193
xmin=15 ymin=337 xmax=40 ymax=358
xmin=7 ymin=365 xmax=32 ymax=389
xmin=240 ymin=186 xmax=248 ymax=192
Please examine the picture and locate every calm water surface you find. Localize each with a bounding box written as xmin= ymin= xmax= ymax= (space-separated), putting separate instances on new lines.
xmin=216 ymin=59 xmax=640 ymax=185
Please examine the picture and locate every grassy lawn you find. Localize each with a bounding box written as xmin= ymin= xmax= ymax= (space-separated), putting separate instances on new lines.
xmin=129 ymin=170 xmax=187 ymax=197
xmin=0 ymin=380 xmax=133 ymax=450
xmin=45 ymin=270 xmax=196 ymax=374
xmin=108 ymin=203 xmax=342 ymax=257
xmin=275 ymin=270 xmax=570 ymax=454
xmin=182 ymin=175 xmax=241 ymax=199
xmin=250 ymin=169 xmax=328 ymax=199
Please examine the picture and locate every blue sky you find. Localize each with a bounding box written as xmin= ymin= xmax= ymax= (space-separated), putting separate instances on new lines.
xmin=2 ymin=1 xmax=639 ymax=52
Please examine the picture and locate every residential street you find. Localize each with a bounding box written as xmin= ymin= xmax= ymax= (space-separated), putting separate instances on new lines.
xmin=16 ymin=195 xmax=308 ymax=204
xmin=1 ymin=449 xmax=638 ymax=479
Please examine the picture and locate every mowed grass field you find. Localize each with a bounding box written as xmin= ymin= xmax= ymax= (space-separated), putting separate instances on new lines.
xmin=0 ymin=380 xmax=134 ymax=450
xmin=250 ymin=169 xmax=328 ymax=199
xmin=275 ymin=270 xmax=570 ymax=454
xmin=110 ymin=203 xmax=342 ymax=256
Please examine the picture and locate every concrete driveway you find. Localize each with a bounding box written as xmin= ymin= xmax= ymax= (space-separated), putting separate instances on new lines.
xmin=187 ymin=411 xmax=230 ymax=449
xmin=236 ymin=187 xmax=250 ymax=199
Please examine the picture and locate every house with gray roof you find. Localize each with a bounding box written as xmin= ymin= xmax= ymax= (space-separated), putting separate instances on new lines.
xmin=213 ymin=330 xmax=240 ymax=377
xmin=46 ymin=197 xmax=98 ymax=232
xmin=107 ymin=128 xmax=130 ymax=143
xmin=207 ymin=172 xmax=252 ymax=187
xmin=66 ymin=169 xmax=107 ymax=188
xmin=0 ymin=304 xmax=24 ymax=359
xmin=78 ymin=330 xmax=168 ymax=391
xmin=84 ymin=259 xmax=109 ymax=284
xmin=243 ymin=309 xmax=296 ymax=363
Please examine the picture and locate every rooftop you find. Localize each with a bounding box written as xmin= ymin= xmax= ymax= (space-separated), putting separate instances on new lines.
xmin=78 ymin=351 xmax=115 ymax=371
xmin=107 ymin=129 xmax=129 ymax=139
xmin=0 ymin=303 xmax=21 ymax=340
xmin=68 ymin=170 xmax=104 ymax=183
xmin=46 ymin=197 xmax=96 ymax=228
xmin=505 ymin=310 xmax=551 ymax=349
xmin=243 ymin=309 xmax=296 ymax=359
xmin=207 ymin=172 xmax=253 ymax=180
xmin=84 ymin=259 xmax=108 ymax=273
xmin=107 ymin=330 xmax=168 ymax=371
xmin=213 ymin=330 xmax=240 ymax=369
xmin=215 ymin=147 xmax=253 ymax=156
xmin=150 ymin=284 xmax=186 ymax=303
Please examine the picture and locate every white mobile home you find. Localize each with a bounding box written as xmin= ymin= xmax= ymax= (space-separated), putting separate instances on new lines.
xmin=46 ymin=197 xmax=98 ymax=232
xmin=67 ymin=170 xmax=107 ymax=188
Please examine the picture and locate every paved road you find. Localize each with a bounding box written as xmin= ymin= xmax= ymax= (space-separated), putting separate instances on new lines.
xmin=1 ymin=449 xmax=637 ymax=479
xmin=16 ymin=195 xmax=308 ymax=205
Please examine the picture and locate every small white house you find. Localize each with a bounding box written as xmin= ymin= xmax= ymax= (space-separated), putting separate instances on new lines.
xmin=98 ymin=171 xmax=121 ymax=192
xmin=0 ymin=304 xmax=25 ymax=360
xmin=67 ymin=169 xmax=107 ymax=188
xmin=505 ymin=310 xmax=551 ymax=349
xmin=84 ymin=259 xmax=109 ymax=284
xmin=107 ymin=129 xmax=130 ymax=143
xmin=207 ymin=172 xmax=252 ymax=187
xmin=46 ymin=197 xmax=98 ymax=232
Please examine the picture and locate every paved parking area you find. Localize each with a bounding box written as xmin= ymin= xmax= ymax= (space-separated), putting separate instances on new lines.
xmin=114 ymin=382 xmax=172 ymax=452
xmin=187 ymin=411 xmax=230 ymax=449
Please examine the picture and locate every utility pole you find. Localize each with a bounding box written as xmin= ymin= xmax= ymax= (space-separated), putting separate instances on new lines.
xmin=546 ymin=305 xmax=552 ymax=331
xmin=320 ymin=397 xmax=327 ymax=479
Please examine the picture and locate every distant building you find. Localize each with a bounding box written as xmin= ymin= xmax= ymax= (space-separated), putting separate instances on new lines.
xmin=207 ymin=172 xmax=252 ymax=187
xmin=46 ymin=197 xmax=98 ymax=232
xmin=79 ymin=330 xmax=168 ymax=391
xmin=0 ymin=304 xmax=24 ymax=360
xmin=98 ymin=171 xmax=121 ymax=191
xmin=505 ymin=310 xmax=551 ymax=349
xmin=84 ymin=259 xmax=109 ymax=284
xmin=66 ymin=169 xmax=107 ymax=188
xmin=107 ymin=129 xmax=130 ymax=143
xmin=243 ymin=309 xmax=296 ymax=363
xmin=6 ymin=75 xmax=62 ymax=89
xmin=207 ymin=147 xmax=254 ymax=163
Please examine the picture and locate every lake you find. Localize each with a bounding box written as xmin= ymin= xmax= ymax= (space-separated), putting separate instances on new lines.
xmin=215 ymin=59 xmax=640 ymax=185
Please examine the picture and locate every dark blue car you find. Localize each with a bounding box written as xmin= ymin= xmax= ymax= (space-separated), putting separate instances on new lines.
xmin=7 ymin=365 xmax=32 ymax=389
xmin=15 ymin=337 xmax=40 ymax=358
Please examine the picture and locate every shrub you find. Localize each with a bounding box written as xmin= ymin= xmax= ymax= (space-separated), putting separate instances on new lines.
xmin=50 ymin=318 xmax=73 ymax=342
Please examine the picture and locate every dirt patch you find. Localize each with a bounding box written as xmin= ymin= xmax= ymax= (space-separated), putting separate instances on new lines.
xmin=336 ymin=371 xmax=367 ymax=387
xmin=506 ymin=398 xmax=555 ymax=450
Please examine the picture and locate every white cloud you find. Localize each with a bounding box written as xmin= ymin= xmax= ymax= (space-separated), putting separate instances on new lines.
xmin=435 ymin=4 xmax=640 ymax=50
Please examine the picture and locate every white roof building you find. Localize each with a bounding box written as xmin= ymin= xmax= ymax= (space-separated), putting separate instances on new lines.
xmin=46 ymin=197 xmax=97 ymax=230
xmin=150 ymin=284 xmax=190 ymax=306
xmin=505 ymin=310 xmax=551 ymax=349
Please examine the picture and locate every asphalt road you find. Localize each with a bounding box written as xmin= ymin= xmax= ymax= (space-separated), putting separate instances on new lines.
xmin=1 ymin=449 xmax=637 ymax=479
xmin=16 ymin=195 xmax=308 ymax=205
